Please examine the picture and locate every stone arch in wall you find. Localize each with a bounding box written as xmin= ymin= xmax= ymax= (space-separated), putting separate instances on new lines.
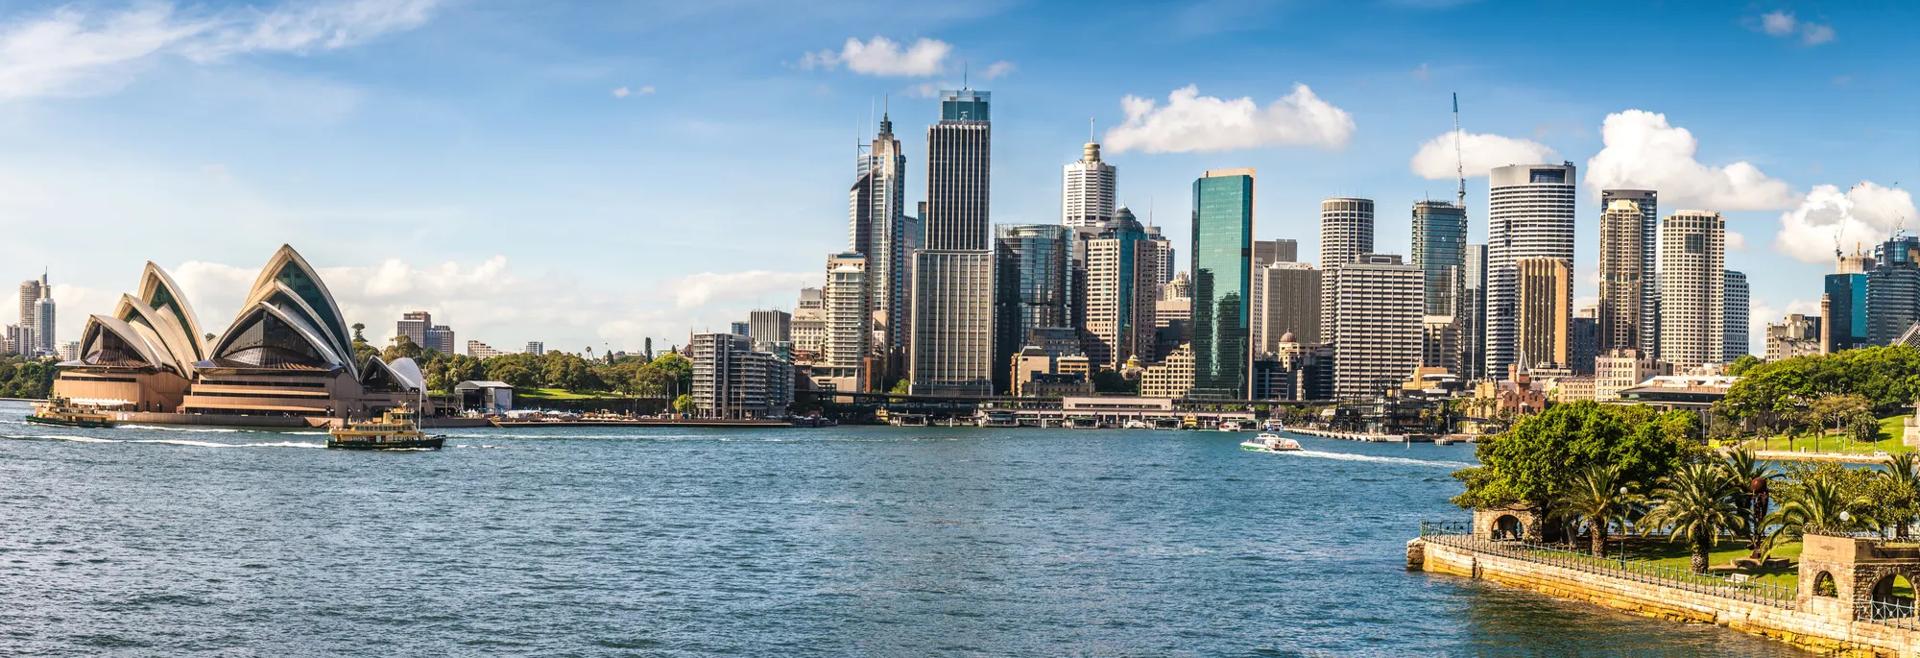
xmin=1813 ymin=571 xmax=1838 ymax=597
xmin=1491 ymin=514 xmax=1524 ymax=541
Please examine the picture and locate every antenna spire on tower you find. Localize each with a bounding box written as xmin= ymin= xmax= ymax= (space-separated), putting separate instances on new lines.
xmin=1452 ymin=92 xmax=1465 ymax=209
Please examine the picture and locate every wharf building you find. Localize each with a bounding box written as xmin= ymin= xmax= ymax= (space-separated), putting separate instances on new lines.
xmin=53 ymin=246 xmax=429 ymax=421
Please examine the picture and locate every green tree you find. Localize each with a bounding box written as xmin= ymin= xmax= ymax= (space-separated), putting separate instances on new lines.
xmin=1726 ymin=354 xmax=1764 ymax=376
xmin=887 ymin=379 xmax=911 ymax=395
xmin=1876 ymin=453 xmax=1920 ymax=539
xmin=1849 ymin=411 xmax=1884 ymax=445
xmin=1452 ymin=401 xmax=1698 ymax=513
xmin=672 ymin=393 xmax=694 ymax=414
xmin=1550 ymin=464 xmax=1638 ymax=557
xmin=1640 ymin=462 xmax=1742 ymax=574
xmin=1768 ymin=468 xmax=1876 ymax=539
xmin=383 ymin=334 xmax=424 ymax=362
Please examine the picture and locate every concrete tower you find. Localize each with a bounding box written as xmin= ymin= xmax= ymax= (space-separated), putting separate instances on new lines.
xmin=1486 ymin=163 xmax=1576 ymax=379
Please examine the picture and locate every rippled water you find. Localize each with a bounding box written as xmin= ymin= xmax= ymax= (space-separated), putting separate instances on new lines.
xmin=0 ymin=400 xmax=1801 ymax=656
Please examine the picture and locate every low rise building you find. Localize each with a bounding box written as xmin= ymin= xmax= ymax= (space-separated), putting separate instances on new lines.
xmin=691 ymin=332 xmax=793 ymax=419
xmin=1765 ymin=313 xmax=1823 ymax=361
xmin=1140 ymin=344 xmax=1194 ymax=399
xmin=1594 ymin=348 xmax=1671 ymax=401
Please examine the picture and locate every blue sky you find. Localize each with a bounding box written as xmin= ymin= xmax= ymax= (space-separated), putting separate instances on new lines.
xmin=3 ymin=0 xmax=1915 ymax=354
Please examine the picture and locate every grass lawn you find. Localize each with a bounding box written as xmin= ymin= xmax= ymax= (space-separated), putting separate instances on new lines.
xmin=1743 ymin=415 xmax=1912 ymax=456
xmin=516 ymin=387 xmax=630 ymax=401
xmin=1619 ymin=537 xmax=1803 ymax=591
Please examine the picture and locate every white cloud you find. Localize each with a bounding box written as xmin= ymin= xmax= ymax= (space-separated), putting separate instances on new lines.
xmin=800 ymin=36 xmax=950 ymax=77
xmin=671 ymin=271 xmax=818 ymax=310
xmin=612 ymin=84 xmax=656 ymax=98
xmin=611 ymin=86 xmax=629 ymax=98
xmin=1104 ymin=84 xmax=1355 ymax=154
xmin=981 ymin=60 xmax=1015 ymax=80
xmin=1725 ymin=229 xmax=1747 ymax=252
xmin=0 ymin=0 xmax=439 ymax=101
xmin=1752 ymin=10 xmax=1834 ymax=46
xmin=1773 ymin=182 xmax=1918 ymax=263
xmin=1409 ymin=130 xmax=1559 ymax=180
xmin=1583 ymin=109 xmax=1796 ymax=211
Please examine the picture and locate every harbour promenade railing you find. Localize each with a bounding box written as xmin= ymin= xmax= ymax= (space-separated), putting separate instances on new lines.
xmin=1869 ymin=600 xmax=1920 ymax=630
xmin=1418 ymin=522 xmax=1797 ymax=608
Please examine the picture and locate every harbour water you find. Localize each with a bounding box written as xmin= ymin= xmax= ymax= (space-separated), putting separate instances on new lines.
xmin=0 ymin=400 xmax=1801 ymax=656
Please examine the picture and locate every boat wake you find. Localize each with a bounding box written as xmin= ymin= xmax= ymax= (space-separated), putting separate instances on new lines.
xmin=3 ymin=434 xmax=322 ymax=448
xmin=119 ymin=425 xmax=245 ymax=433
xmin=1289 ymin=449 xmax=1473 ymax=469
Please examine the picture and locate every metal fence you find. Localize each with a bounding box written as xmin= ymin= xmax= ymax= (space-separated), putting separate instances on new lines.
xmin=1869 ymin=600 xmax=1920 ymax=630
xmin=1418 ymin=522 xmax=1797 ymax=607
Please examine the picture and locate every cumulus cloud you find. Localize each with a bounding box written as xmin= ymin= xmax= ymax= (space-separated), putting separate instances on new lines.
xmin=672 ymin=270 xmax=819 ymax=310
xmin=1773 ymin=182 xmax=1918 ymax=263
xmin=800 ymin=36 xmax=950 ymax=77
xmin=610 ymin=85 xmax=653 ymax=99
xmin=1410 ymin=131 xmax=1559 ymax=179
xmin=1104 ymin=84 xmax=1355 ymax=154
xmin=1584 ymin=109 xmax=1796 ymax=211
xmin=1753 ymin=10 xmax=1835 ymax=45
xmin=0 ymin=0 xmax=439 ymax=101
xmin=981 ymin=60 xmax=1015 ymax=80
xmin=1725 ymin=229 xmax=1747 ymax=252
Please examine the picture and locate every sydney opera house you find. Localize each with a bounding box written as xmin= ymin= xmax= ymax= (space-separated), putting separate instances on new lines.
xmin=53 ymin=245 xmax=430 ymax=427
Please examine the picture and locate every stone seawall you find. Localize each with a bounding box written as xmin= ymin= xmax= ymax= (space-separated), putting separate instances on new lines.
xmin=1413 ymin=537 xmax=1920 ymax=657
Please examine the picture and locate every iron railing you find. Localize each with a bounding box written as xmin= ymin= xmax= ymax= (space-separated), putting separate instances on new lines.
xmin=1868 ymin=600 xmax=1920 ymax=630
xmin=1419 ymin=523 xmax=1796 ymax=607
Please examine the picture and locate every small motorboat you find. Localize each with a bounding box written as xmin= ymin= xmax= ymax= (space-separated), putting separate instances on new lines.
xmin=1122 ymin=418 xmax=1151 ymax=430
xmin=328 ymin=406 xmax=444 ymax=450
xmin=25 ymin=397 xmax=116 ymax=429
xmin=1262 ymin=419 xmax=1285 ymax=432
xmin=1217 ymin=420 xmax=1244 ymax=432
xmin=1240 ymin=433 xmax=1302 ymax=452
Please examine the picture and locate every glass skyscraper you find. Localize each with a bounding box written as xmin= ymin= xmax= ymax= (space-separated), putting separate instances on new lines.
xmin=992 ymin=224 xmax=1071 ymax=393
xmin=1189 ymin=169 xmax=1254 ymax=400
xmin=1411 ymin=201 xmax=1466 ymax=317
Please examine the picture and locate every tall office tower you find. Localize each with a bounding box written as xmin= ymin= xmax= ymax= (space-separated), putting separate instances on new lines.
xmin=852 ymin=111 xmax=908 ymax=364
xmin=425 ymin=325 xmax=456 ymax=354
xmin=1255 ymin=238 xmax=1299 ymax=265
xmin=1318 ymin=198 xmax=1374 ymax=267
xmin=1190 ymin=169 xmax=1255 ymax=399
xmin=1724 ymin=270 xmax=1749 ymax=361
xmin=909 ymin=87 xmax=994 ymax=396
xmin=1328 ymin=254 xmax=1422 ymax=399
xmin=993 ymin=224 xmax=1072 ymax=393
xmin=1601 ymin=189 xmax=1659 ymax=356
xmin=397 ymin=311 xmax=431 ymax=348
xmin=821 ymin=252 xmax=871 ymax=391
xmin=1875 ymin=235 xmax=1920 ymax=266
xmin=791 ymin=287 xmax=826 ymax=356
xmin=525 ymin=341 xmax=545 ymax=356
xmin=1143 ymin=224 xmax=1172 ymax=286
xmin=1822 ymin=244 xmax=1874 ymax=353
xmin=731 ymin=321 xmax=751 ymax=337
xmin=1253 ymin=262 xmax=1321 ymax=354
xmin=1421 ymin=316 xmax=1460 ymax=371
xmin=18 ymin=274 xmax=44 ymax=331
xmin=1082 ymin=210 xmax=1160 ymax=370
xmin=1411 ymin=201 xmax=1466 ymax=317
xmin=1597 ymin=199 xmax=1647 ymax=354
xmin=32 ymin=295 xmax=55 ymax=356
xmin=748 ymin=309 xmax=793 ymax=345
xmin=1514 ymin=257 xmax=1571 ymax=369
xmin=1459 ymin=243 xmax=1487 ymax=380
xmin=1062 ymin=139 xmax=1116 ymax=228
xmin=1486 ymin=163 xmax=1576 ymax=379
xmin=1318 ymin=197 xmax=1375 ymax=343
xmin=1571 ymin=305 xmax=1598 ymax=375
xmin=17 ymin=274 xmax=46 ymax=355
xmin=1867 ymin=244 xmax=1920 ymax=346
xmin=1658 ymin=210 xmax=1726 ymax=370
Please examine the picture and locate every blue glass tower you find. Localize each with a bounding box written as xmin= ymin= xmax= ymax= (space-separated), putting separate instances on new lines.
xmin=1189 ymin=169 xmax=1254 ymax=399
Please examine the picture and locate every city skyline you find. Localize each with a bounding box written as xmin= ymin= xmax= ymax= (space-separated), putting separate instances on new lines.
xmin=0 ymin=1 xmax=1913 ymax=354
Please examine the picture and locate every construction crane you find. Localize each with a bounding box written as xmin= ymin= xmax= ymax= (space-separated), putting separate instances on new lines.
xmin=1453 ymin=92 xmax=1465 ymax=209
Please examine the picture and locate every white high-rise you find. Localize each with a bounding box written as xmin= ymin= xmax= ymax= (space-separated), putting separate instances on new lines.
xmin=1486 ymin=163 xmax=1576 ymax=379
xmin=821 ymin=252 xmax=870 ymax=391
xmin=1062 ymin=140 xmax=1116 ymax=228
xmin=1601 ymin=189 xmax=1659 ymax=357
xmin=852 ymin=112 xmax=908 ymax=364
xmin=1328 ymin=254 xmax=1422 ymax=399
xmin=1658 ymin=210 xmax=1725 ymax=370
xmin=1318 ymin=197 xmax=1374 ymax=343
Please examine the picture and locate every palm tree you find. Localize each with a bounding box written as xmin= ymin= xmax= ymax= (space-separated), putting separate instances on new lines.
xmin=1641 ymin=462 xmax=1742 ymax=574
xmin=1721 ymin=448 xmax=1779 ymax=559
xmin=1878 ymin=453 xmax=1920 ymax=539
xmin=1768 ymin=473 xmax=1874 ymax=539
xmin=1551 ymin=464 xmax=1638 ymax=557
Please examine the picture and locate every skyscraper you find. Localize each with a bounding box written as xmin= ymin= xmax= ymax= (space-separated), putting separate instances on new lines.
xmin=1189 ymin=169 xmax=1255 ymax=400
xmin=16 ymin=273 xmax=47 ymax=356
xmin=1659 ymin=210 xmax=1725 ymax=370
xmin=1515 ymin=257 xmax=1571 ymax=369
xmin=1329 ymin=254 xmax=1422 ymax=399
xmin=909 ymin=87 xmax=994 ymax=396
xmin=1253 ymin=262 xmax=1320 ymax=354
xmin=1487 ymin=163 xmax=1576 ymax=379
xmin=1062 ymin=139 xmax=1116 ymax=228
xmin=32 ymin=295 xmax=55 ymax=357
xmin=1081 ymin=210 xmax=1160 ymax=370
xmin=821 ymin=252 xmax=870 ymax=392
xmin=1868 ymin=234 xmax=1920 ymax=346
xmin=1601 ymin=189 xmax=1659 ymax=356
xmin=748 ymin=309 xmax=793 ymax=346
xmin=1724 ymin=270 xmax=1749 ymax=361
xmin=1459 ymin=243 xmax=1487 ymax=380
xmin=1319 ymin=197 xmax=1375 ymax=344
xmin=852 ymin=111 xmax=908 ymax=366
xmin=1411 ymin=201 xmax=1466 ymax=317
xmin=1255 ymin=238 xmax=1298 ymax=265
xmin=397 ymin=311 xmax=431 ymax=348
xmin=1597 ymin=199 xmax=1647 ymax=355
xmin=993 ymin=224 xmax=1072 ymax=393
xmin=1823 ymin=244 xmax=1871 ymax=353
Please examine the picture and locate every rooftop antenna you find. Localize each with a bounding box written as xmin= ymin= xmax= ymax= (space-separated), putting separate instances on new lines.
xmin=1452 ymin=92 xmax=1466 ymax=209
xmin=1088 ymin=116 xmax=1095 ymax=144
xmin=963 ymin=61 xmax=969 ymax=89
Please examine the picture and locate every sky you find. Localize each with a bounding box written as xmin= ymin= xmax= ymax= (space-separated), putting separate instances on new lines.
xmin=3 ymin=0 xmax=1917 ymax=355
